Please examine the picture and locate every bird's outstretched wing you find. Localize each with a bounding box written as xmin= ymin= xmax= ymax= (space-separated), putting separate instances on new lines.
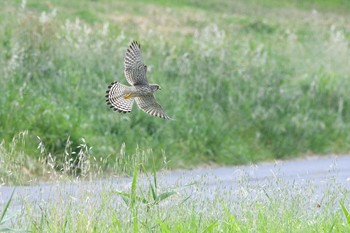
xmin=124 ymin=41 xmax=148 ymax=86
xmin=135 ymin=95 xmax=173 ymax=120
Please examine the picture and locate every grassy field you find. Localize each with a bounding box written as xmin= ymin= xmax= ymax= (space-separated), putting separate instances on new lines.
xmin=1 ymin=0 xmax=350 ymax=183
xmin=1 ymin=165 xmax=350 ymax=232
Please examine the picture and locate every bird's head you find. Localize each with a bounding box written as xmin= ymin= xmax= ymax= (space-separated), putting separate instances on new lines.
xmin=150 ymin=84 xmax=161 ymax=91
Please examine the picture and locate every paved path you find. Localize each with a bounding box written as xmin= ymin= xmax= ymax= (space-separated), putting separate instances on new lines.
xmin=1 ymin=155 xmax=350 ymax=211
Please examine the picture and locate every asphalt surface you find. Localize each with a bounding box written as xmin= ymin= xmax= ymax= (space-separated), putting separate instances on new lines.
xmin=1 ymin=155 xmax=350 ymax=212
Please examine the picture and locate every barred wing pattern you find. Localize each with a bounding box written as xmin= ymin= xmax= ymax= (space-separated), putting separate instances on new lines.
xmin=124 ymin=41 xmax=148 ymax=85
xmin=106 ymin=41 xmax=173 ymax=120
xmin=135 ymin=95 xmax=172 ymax=120
xmin=105 ymin=81 xmax=134 ymax=113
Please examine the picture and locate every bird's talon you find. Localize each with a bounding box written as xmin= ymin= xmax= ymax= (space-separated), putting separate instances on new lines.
xmin=124 ymin=93 xmax=132 ymax=99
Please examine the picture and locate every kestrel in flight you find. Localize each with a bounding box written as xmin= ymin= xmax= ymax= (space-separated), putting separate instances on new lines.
xmin=105 ymin=41 xmax=173 ymax=120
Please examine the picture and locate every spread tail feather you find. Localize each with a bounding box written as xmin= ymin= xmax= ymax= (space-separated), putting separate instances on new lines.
xmin=106 ymin=81 xmax=134 ymax=113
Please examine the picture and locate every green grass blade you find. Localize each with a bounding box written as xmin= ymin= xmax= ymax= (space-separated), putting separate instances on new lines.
xmin=121 ymin=196 xmax=130 ymax=207
xmin=131 ymin=164 xmax=138 ymax=209
xmin=0 ymin=188 xmax=15 ymax=224
xmin=152 ymin=158 xmax=157 ymax=192
xmin=340 ymin=201 xmax=350 ymax=227
xmin=156 ymin=191 xmax=177 ymax=203
xmin=131 ymin=164 xmax=139 ymax=233
xmin=203 ymin=220 xmax=219 ymax=232
xmin=181 ymin=182 xmax=198 ymax=188
xmin=114 ymin=191 xmax=131 ymax=198
xmin=150 ymin=184 xmax=157 ymax=202
xmin=222 ymin=203 xmax=241 ymax=231
xmin=114 ymin=191 xmax=131 ymax=206
xmin=0 ymin=227 xmax=16 ymax=232
xmin=178 ymin=194 xmax=192 ymax=206
xmin=148 ymin=158 xmax=158 ymax=201
xmin=114 ymin=191 xmax=147 ymax=206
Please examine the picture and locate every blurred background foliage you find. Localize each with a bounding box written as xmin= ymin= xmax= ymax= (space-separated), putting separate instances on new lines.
xmin=1 ymin=0 xmax=350 ymax=180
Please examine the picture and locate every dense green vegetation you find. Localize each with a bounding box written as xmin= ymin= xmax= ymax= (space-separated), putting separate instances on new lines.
xmin=1 ymin=0 xmax=350 ymax=181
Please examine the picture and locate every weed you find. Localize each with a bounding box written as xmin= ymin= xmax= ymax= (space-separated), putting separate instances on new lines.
xmin=114 ymin=162 xmax=185 ymax=231
xmin=0 ymin=189 xmax=24 ymax=232
xmin=340 ymin=201 xmax=350 ymax=230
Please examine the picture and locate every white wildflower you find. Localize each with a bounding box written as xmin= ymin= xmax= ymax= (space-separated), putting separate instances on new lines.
xmin=330 ymin=25 xmax=345 ymax=43
xmin=39 ymin=12 xmax=48 ymax=24
xmin=194 ymin=24 xmax=226 ymax=60
xmin=20 ymin=0 xmax=26 ymax=10
xmin=101 ymin=22 xmax=109 ymax=37
xmin=6 ymin=43 xmax=24 ymax=74
xmin=40 ymin=8 xmax=57 ymax=24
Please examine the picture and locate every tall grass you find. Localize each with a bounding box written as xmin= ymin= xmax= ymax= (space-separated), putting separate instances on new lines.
xmin=0 ymin=188 xmax=22 ymax=232
xmin=2 ymin=165 xmax=350 ymax=232
xmin=1 ymin=0 xmax=350 ymax=180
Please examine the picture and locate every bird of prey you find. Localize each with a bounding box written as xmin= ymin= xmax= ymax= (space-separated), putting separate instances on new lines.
xmin=105 ymin=41 xmax=173 ymax=120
